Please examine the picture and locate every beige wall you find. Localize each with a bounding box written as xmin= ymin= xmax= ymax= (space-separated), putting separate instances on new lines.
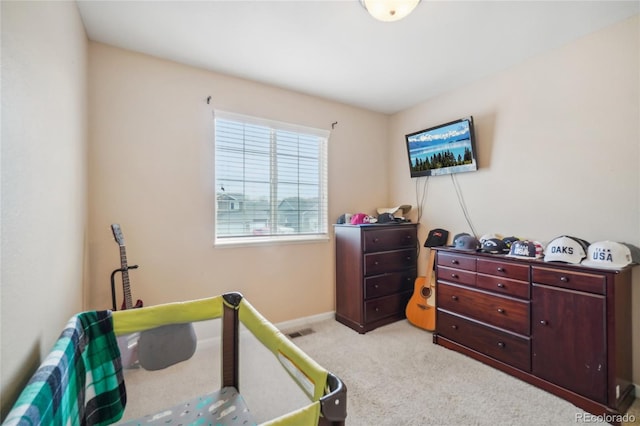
xmin=389 ymin=16 xmax=640 ymax=387
xmin=87 ymin=43 xmax=389 ymax=323
xmin=1 ymin=0 xmax=88 ymax=418
xmin=2 ymin=2 xmax=639 ymax=418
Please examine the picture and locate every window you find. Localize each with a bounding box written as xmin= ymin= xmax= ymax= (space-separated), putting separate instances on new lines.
xmin=214 ymin=111 xmax=329 ymax=245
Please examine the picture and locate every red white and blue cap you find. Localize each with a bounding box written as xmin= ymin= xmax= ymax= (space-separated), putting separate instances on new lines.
xmin=506 ymin=240 xmax=544 ymax=259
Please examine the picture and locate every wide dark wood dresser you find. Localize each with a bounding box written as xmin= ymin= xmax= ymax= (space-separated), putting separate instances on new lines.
xmin=433 ymin=246 xmax=635 ymax=422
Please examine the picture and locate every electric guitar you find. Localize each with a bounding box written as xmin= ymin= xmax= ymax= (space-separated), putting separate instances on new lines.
xmin=110 ymin=224 xmax=198 ymax=371
xmin=405 ymin=249 xmax=437 ymax=331
xmin=111 ymin=224 xmax=143 ymax=310
xmin=111 ymin=223 xmax=142 ymax=368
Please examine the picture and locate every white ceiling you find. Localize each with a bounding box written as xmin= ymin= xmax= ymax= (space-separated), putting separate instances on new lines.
xmin=76 ymin=0 xmax=639 ymax=114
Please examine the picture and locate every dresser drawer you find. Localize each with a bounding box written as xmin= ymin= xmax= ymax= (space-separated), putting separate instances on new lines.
xmin=437 ymin=266 xmax=476 ymax=287
xmin=438 ymin=282 xmax=530 ymax=335
xmin=532 ymin=266 xmax=606 ymax=295
xmin=364 ymin=291 xmax=411 ymax=323
xmin=476 ymin=274 xmax=530 ymax=299
xmin=438 ymin=310 xmax=531 ymax=372
xmin=477 ymin=258 xmax=530 ymax=281
xmin=437 ymin=252 xmax=477 ymax=271
xmin=364 ymin=248 xmax=416 ymax=276
xmin=364 ymin=269 xmax=416 ymax=300
xmin=363 ymin=227 xmax=416 ymax=253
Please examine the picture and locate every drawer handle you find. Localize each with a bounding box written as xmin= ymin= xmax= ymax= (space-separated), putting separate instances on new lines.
xmin=451 ymin=259 xmax=459 ymax=265
xmin=451 ymin=295 xmax=458 ymax=301
xmin=374 ymin=261 xmax=379 ymax=265
xmin=374 ymin=284 xmax=379 ymax=289
xmin=451 ymin=273 xmax=459 ymax=279
xmin=497 ymin=341 xmax=505 ymax=348
xmin=373 ymin=238 xmax=379 ymax=243
xmin=497 ymin=267 xmax=505 ymax=272
xmin=560 ymin=276 xmax=569 ymax=282
xmin=540 ymin=320 xmax=548 ymax=325
xmin=405 ymin=235 xmax=412 ymax=240
xmin=497 ymin=308 xmax=505 ymax=314
xmin=451 ymin=324 xmax=458 ymax=330
xmin=375 ymin=307 xmax=380 ymax=312
xmin=406 ymin=256 xmax=411 ymax=260
xmin=497 ymin=283 xmax=505 ymax=288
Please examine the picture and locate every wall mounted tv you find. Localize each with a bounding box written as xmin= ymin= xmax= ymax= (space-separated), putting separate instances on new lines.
xmin=405 ymin=116 xmax=478 ymax=178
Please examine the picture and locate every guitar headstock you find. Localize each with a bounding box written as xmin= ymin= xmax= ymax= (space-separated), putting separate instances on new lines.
xmin=111 ymin=223 xmax=125 ymax=247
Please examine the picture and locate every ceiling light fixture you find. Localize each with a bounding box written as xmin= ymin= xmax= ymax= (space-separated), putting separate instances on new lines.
xmin=361 ymin=0 xmax=421 ymax=22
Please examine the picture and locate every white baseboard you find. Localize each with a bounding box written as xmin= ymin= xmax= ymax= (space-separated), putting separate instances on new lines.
xmin=274 ymin=311 xmax=334 ymax=333
xmin=194 ymin=311 xmax=335 ymax=351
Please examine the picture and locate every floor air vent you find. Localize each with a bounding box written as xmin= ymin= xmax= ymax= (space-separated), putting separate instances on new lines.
xmin=286 ymin=328 xmax=314 ymax=339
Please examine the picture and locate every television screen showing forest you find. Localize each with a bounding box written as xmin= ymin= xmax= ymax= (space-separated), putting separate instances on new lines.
xmin=405 ymin=117 xmax=477 ymax=178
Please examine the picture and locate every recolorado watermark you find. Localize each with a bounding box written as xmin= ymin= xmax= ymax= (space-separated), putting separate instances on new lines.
xmin=575 ymin=412 xmax=636 ymax=423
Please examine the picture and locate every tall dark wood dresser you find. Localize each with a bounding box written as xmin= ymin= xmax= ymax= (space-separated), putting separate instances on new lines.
xmin=334 ymin=223 xmax=418 ymax=334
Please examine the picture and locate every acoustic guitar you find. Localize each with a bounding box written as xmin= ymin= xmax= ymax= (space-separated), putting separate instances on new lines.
xmin=405 ymin=249 xmax=437 ymax=331
xmin=111 ymin=223 xmax=142 ymax=367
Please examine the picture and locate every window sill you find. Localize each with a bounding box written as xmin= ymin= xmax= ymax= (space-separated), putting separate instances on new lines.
xmin=214 ymin=234 xmax=330 ymax=248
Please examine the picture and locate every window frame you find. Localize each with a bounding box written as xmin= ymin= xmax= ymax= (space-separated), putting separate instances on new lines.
xmin=213 ymin=111 xmax=330 ymax=247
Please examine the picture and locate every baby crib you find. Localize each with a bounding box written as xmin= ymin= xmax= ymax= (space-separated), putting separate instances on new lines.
xmin=3 ymin=292 xmax=347 ymax=425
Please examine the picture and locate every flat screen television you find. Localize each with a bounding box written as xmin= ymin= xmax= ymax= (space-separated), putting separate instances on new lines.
xmin=405 ymin=116 xmax=478 ymax=178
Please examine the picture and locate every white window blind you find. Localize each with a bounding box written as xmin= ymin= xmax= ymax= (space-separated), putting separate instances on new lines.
xmin=214 ymin=111 xmax=329 ymax=245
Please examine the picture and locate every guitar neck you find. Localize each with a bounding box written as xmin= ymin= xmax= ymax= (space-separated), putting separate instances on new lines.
xmin=120 ymin=245 xmax=133 ymax=309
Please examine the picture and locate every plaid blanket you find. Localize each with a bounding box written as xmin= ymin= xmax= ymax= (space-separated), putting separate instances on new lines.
xmin=4 ymin=310 xmax=126 ymax=425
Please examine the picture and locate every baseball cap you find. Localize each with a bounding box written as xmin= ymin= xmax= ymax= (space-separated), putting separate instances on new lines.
xmin=581 ymin=241 xmax=632 ymax=270
xmin=502 ymin=236 xmax=520 ymax=249
xmin=377 ymin=213 xmax=397 ymax=224
xmin=376 ymin=205 xmax=412 ymax=216
xmin=506 ymin=240 xmax=544 ymax=259
xmin=621 ymin=243 xmax=640 ymax=264
xmin=544 ymin=236 xmax=589 ymax=264
xmin=479 ymin=233 xmax=503 ymax=244
xmin=350 ymin=213 xmax=371 ymax=225
xmin=424 ymin=228 xmax=449 ymax=248
xmin=453 ymin=233 xmax=471 ymax=246
xmin=454 ymin=235 xmax=480 ymax=251
xmin=480 ymin=238 xmax=509 ymax=254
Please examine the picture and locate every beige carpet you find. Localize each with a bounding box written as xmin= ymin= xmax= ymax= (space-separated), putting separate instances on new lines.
xmin=120 ymin=318 xmax=640 ymax=425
